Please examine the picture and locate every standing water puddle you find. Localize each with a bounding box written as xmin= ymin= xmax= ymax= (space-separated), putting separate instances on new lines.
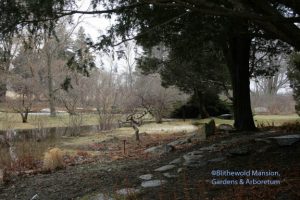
xmin=0 ymin=125 xmax=100 ymax=169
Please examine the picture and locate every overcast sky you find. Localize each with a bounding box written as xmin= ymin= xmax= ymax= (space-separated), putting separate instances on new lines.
xmin=70 ymin=1 xmax=123 ymax=73
xmin=73 ymin=0 xmax=112 ymax=39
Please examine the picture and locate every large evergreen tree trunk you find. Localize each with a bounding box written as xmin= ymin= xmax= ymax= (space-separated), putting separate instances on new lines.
xmin=227 ymin=33 xmax=256 ymax=131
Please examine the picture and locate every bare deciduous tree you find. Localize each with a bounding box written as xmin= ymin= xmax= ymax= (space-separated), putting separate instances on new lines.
xmin=0 ymin=35 xmax=20 ymax=102
xmin=253 ymin=54 xmax=290 ymax=95
xmin=135 ymin=73 xmax=187 ymax=123
xmin=118 ymin=73 xmax=188 ymax=141
xmin=9 ymin=75 xmax=37 ymax=123
xmin=88 ymin=69 xmax=121 ymax=130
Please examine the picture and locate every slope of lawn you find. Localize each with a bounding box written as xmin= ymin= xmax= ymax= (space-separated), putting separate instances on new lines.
xmin=197 ymin=114 xmax=300 ymax=126
xmin=0 ymin=111 xmax=299 ymax=131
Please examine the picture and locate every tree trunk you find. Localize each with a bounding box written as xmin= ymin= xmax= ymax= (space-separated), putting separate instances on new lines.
xmin=227 ymin=33 xmax=256 ymax=131
xmin=20 ymin=112 xmax=28 ymax=123
xmin=132 ymin=122 xmax=140 ymax=141
xmin=128 ymin=115 xmax=140 ymax=141
xmin=0 ymin=83 xmax=6 ymax=103
xmin=194 ymin=89 xmax=209 ymax=119
xmin=0 ymin=60 xmax=10 ymax=103
xmin=0 ymin=36 xmax=13 ymax=103
xmin=46 ymin=46 xmax=56 ymax=117
xmin=199 ymin=101 xmax=209 ymax=119
xmin=154 ymin=112 xmax=163 ymax=123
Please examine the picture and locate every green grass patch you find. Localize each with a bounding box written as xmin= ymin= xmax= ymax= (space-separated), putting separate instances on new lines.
xmin=197 ymin=118 xmax=234 ymax=126
xmin=254 ymin=114 xmax=300 ymax=126
xmin=196 ymin=114 xmax=300 ymax=127
xmin=0 ymin=112 xmax=99 ymax=130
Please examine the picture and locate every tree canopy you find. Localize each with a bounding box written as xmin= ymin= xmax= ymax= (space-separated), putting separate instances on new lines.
xmin=1 ymin=0 xmax=300 ymax=130
xmin=2 ymin=1 xmax=300 ymax=47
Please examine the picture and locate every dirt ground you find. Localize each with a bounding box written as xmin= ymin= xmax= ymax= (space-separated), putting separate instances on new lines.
xmin=0 ymin=130 xmax=299 ymax=200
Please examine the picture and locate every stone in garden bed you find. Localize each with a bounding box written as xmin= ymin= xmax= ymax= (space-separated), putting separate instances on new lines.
xmin=92 ymin=193 xmax=115 ymax=200
xmin=169 ymin=158 xmax=182 ymax=165
xmin=198 ymin=144 xmax=219 ymax=152
xmin=116 ymin=188 xmax=140 ymax=196
xmin=144 ymin=144 xmax=174 ymax=155
xmin=183 ymin=151 xmax=203 ymax=162
xmin=254 ymin=138 xmax=272 ymax=144
xmin=154 ymin=165 xmax=176 ymax=172
xmin=139 ymin=174 xmax=153 ymax=180
xmin=141 ymin=180 xmax=167 ymax=188
xmin=163 ymin=172 xmax=178 ymax=178
xmin=205 ymin=119 xmax=216 ymax=137
xmin=268 ymin=134 xmax=300 ymax=146
xmin=168 ymin=138 xmax=191 ymax=146
xmin=183 ymin=160 xmax=207 ymax=168
xmin=177 ymin=168 xmax=183 ymax=173
xmin=218 ymin=114 xmax=233 ymax=119
xmin=208 ymin=157 xmax=226 ymax=163
xmin=218 ymin=124 xmax=234 ymax=132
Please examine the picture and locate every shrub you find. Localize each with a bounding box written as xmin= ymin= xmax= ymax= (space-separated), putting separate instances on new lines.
xmin=171 ymin=104 xmax=199 ymax=119
xmin=171 ymin=95 xmax=231 ymax=119
xmin=43 ymin=148 xmax=65 ymax=171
